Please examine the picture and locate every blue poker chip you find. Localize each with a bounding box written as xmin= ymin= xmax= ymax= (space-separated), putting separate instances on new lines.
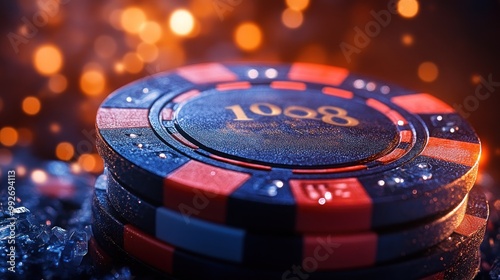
xmin=106 ymin=171 xmax=468 ymax=270
xmin=91 ymin=174 xmax=487 ymax=280
xmin=96 ymin=63 xmax=481 ymax=234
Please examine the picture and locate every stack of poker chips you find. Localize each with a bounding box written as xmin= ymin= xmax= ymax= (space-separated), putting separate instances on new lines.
xmin=92 ymin=63 xmax=487 ymax=279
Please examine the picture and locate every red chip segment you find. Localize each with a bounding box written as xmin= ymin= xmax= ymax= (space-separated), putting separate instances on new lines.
xmin=161 ymin=108 xmax=174 ymax=121
xmin=270 ymin=81 xmax=307 ymax=91
xmin=124 ymin=225 xmax=174 ymax=274
xmin=366 ymin=99 xmax=407 ymax=125
xmin=164 ymin=160 xmax=250 ymax=223
xmin=216 ymin=81 xmax=252 ymax=91
xmin=377 ymin=148 xmax=407 ymax=164
xmin=171 ymin=133 xmax=199 ymax=149
xmin=391 ymin=93 xmax=455 ymax=114
xmin=322 ymin=87 xmax=353 ymax=99
xmin=400 ymin=130 xmax=413 ymax=143
xmin=289 ymin=63 xmax=349 ymax=86
xmin=97 ymin=108 xmax=149 ymax=129
xmin=177 ymin=63 xmax=238 ymax=84
xmin=366 ymin=98 xmax=391 ymax=113
xmin=385 ymin=110 xmax=407 ymax=125
xmin=209 ymin=154 xmax=271 ymax=170
xmin=290 ymin=178 xmax=372 ymax=232
xmin=293 ymin=165 xmax=366 ymax=174
xmin=421 ymin=137 xmax=480 ymax=167
xmin=304 ymin=233 xmax=377 ymax=269
xmin=172 ymin=89 xmax=200 ymax=103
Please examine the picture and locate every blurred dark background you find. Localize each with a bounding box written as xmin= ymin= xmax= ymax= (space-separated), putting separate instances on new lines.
xmin=0 ymin=0 xmax=499 ymax=182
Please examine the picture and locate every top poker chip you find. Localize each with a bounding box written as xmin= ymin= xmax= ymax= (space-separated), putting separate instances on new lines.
xmin=96 ymin=62 xmax=480 ymax=234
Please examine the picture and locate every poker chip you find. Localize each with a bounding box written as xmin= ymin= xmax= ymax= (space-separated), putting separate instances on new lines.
xmin=106 ymin=171 xmax=468 ymax=269
xmin=96 ymin=62 xmax=481 ymax=234
xmin=91 ymin=175 xmax=487 ymax=280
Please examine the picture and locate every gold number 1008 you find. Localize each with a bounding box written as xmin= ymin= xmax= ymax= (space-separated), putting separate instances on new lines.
xmin=225 ymin=103 xmax=359 ymax=126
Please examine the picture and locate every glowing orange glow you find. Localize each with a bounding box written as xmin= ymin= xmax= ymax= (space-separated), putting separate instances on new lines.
xmin=418 ymin=61 xmax=439 ymax=82
xmin=56 ymin=142 xmax=74 ymax=161
xmin=234 ymin=22 xmax=262 ymax=51
xmin=190 ymin=0 xmax=214 ymax=18
xmin=123 ymin=52 xmax=144 ymax=73
xmin=480 ymin=144 xmax=489 ymax=167
xmin=109 ymin=9 xmax=122 ymax=30
xmin=169 ymin=9 xmax=195 ymax=36
xmin=33 ymin=45 xmax=63 ymax=75
xmin=471 ymin=74 xmax=481 ymax=84
xmin=0 ymin=127 xmax=18 ymax=147
xmin=94 ymin=35 xmax=117 ymax=58
xmin=282 ymin=9 xmax=304 ymax=29
xmin=397 ymin=0 xmax=419 ymax=18
xmin=139 ymin=21 xmax=162 ymax=43
xmin=48 ymin=74 xmax=67 ymax=93
xmin=120 ymin=7 xmax=147 ymax=34
xmin=286 ymin=0 xmax=310 ymax=11
xmin=402 ymin=34 xmax=414 ymax=46
xmin=50 ymin=123 xmax=61 ymax=133
xmin=137 ymin=42 xmax=159 ymax=63
xmin=80 ymin=69 xmax=106 ymax=96
xmin=114 ymin=62 xmax=125 ymax=73
xmin=22 ymin=96 xmax=41 ymax=115
xmin=78 ymin=153 xmax=104 ymax=173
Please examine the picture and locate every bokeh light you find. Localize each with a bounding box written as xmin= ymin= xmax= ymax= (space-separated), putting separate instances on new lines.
xmin=139 ymin=21 xmax=162 ymax=43
xmin=418 ymin=61 xmax=439 ymax=82
xmin=397 ymin=0 xmax=419 ymax=18
xmin=78 ymin=153 xmax=104 ymax=173
xmin=169 ymin=9 xmax=195 ymax=36
xmin=109 ymin=9 xmax=123 ymax=30
xmin=402 ymin=34 xmax=414 ymax=46
xmin=50 ymin=123 xmax=61 ymax=134
xmin=122 ymin=52 xmax=144 ymax=73
xmin=0 ymin=127 xmax=19 ymax=147
xmin=120 ymin=7 xmax=147 ymax=34
xmin=48 ymin=74 xmax=68 ymax=93
xmin=471 ymin=74 xmax=481 ymax=85
xmin=234 ymin=22 xmax=262 ymax=51
xmin=55 ymin=142 xmax=74 ymax=161
xmin=16 ymin=165 xmax=27 ymax=177
xmin=282 ymin=8 xmax=304 ymax=29
xmin=31 ymin=169 xmax=48 ymax=184
xmin=114 ymin=62 xmax=125 ymax=73
xmin=33 ymin=45 xmax=63 ymax=76
xmin=286 ymin=0 xmax=310 ymax=11
xmin=136 ymin=42 xmax=159 ymax=63
xmin=22 ymin=96 xmax=42 ymax=115
xmin=80 ymin=69 xmax=106 ymax=96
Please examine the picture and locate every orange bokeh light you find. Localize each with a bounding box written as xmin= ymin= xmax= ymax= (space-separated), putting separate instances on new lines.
xmin=234 ymin=22 xmax=262 ymax=52
xmin=22 ymin=96 xmax=41 ymax=115
xmin=33 ymin=45 xmax=63 ymax=76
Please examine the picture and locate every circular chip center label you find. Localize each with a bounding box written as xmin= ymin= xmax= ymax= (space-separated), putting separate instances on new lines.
xmin=172 ymin=86 xmax=400 ymax=168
